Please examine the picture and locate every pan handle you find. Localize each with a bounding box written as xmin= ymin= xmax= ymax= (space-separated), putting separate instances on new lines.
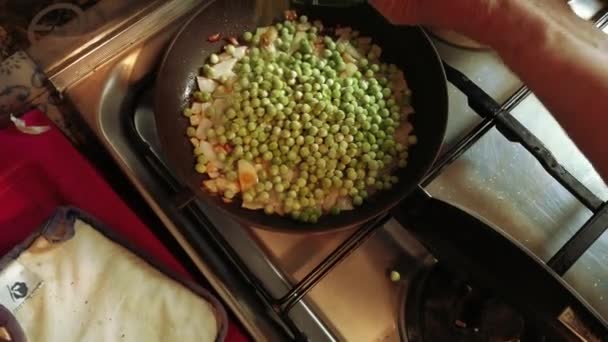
xmin=391 ymin=187 xmax=608 ymax=341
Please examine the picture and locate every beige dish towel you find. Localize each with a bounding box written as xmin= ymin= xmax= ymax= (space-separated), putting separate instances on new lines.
xmin=2 ymin=219 xmax=219 ymax=342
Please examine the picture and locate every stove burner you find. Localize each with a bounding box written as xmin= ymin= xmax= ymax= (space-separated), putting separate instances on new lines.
xmin=402 ymin=265 xmax=542 ymax=342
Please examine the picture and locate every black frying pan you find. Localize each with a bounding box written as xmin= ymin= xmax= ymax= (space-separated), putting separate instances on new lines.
xmin=155 ymin=0 xmax=448 ymax=232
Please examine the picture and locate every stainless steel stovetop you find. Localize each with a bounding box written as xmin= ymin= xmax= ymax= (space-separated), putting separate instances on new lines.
xmin=41 ymin=1 xmax=608 ymax=340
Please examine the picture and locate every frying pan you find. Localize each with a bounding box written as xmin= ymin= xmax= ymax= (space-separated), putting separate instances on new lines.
xmin=155 ymin=0 xmax=448 ymax=232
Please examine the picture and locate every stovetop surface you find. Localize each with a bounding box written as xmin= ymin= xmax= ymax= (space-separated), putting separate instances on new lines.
xmin=62 ymin=0 xmax=608 ymax=340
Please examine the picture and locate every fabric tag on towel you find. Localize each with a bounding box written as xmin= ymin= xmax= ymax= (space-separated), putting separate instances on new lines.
xmin=0 ymin=261 xmax=42 ymax=313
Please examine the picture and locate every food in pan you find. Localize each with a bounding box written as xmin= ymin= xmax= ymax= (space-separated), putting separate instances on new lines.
xmin=183 ymin=12 xmax=416 ymax=223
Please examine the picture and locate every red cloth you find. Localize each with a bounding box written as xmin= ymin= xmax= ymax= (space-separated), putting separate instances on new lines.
xmin=0 ymin=110 xmax=247 ymax=341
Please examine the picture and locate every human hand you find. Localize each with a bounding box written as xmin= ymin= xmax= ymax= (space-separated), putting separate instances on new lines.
xmin=368 ymin=0 xmax=497 ymax=35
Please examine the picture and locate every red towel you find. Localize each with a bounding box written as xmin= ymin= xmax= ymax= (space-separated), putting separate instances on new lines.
xmin=0 ymin=110 xmax=247 ymax=341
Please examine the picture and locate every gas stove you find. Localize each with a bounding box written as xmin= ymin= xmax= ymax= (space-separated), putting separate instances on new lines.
xmin=39 ymin=0 xmax=608 ymax=340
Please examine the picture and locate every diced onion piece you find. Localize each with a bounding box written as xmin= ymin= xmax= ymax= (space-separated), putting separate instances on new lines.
xmin=274 ymin=206 xmax=285 ymax=216
xmin=200 ymin=141 xmax=218 ymax=162
xmin=210 ymin=58 xmax=237 ymax=81
xmin=256 ymin=26 xmax=269 ymax=36
xmin=197 ymin=76 xmax=217 ymax=93
xmin=342 ymin=63 xmax=358 ymax=78
xmin=200 ymin=102 xmax=212 ymax=116
xmin=323 ymin=190 xmax=340 ymax=211
xmin=207 ymin=161 xmax=221 ymax=177
xmin=208 ymin=98 xmax=229 ymax=125
xmin=213 ymin=98 xmax=230 ymax=112
xmin=195 ymin=118 xmax=213 ymax=139
xmin=284 ymin=169 xmax=295 ymax=183
xmin=289 ymin=31 xmax=308 ymax=55
xmin=190 ymin=102 xmax=203 ymax=114
xmin=217 ymin=52 xmax=232 ymax=62
xmin=203 ymin=180 xmax=219 ymax=192
xmin=263 ymin=44 xmax=277 ymax=54
xmin=238 ymin=159 xmax=258 ymax=191
xmin=261 ymin=26 xmax=278 ymax=47
xmin=213 ymin=85 xmax=232 ymax=98
xmin=342 ymin=52 xmax=356 ymax=64
xmin=336 ymin=197 xmax=354 ymax=211
xmin=232 ymin=46 xmax=247 ymax=59
xmin=344 ymin=43 xmax=362 ymax=60
xmin=227 ymin=181 xmax=240 ymax=193
xmin=189 ymin=114 xmax=201 ymax=126
xmin=268 ymin=192 xmax=284 ymax=215
xmin=216 ymin=178 xmax=240 ymax=193
xmin=190 ymin=137 xmax=199 ymax=147
xmin=242 ymin=201 xmax=264 ymax=210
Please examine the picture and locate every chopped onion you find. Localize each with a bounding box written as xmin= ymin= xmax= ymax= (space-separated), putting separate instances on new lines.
xmin=232 ymin=46 xmax=247 ymax=59
xmin=284 ymin=169 xmax=295 ymax=183
xmin=260 ymin=26 xmax=278 ymax=47
xmin=213 ymin=85 xmax=232 ymax=98
xmin=289 ymin=32 xmax=308 ymax=55
xmin=242 ymin=201 xmax=264 ymax=210
xmin=207 ymin=161 xmax=221 ymax=177
xmin=195 ymin=118 xmax=213 ymax=139
xmin=203 ymin=180 xmax=218 ymax=192
xmin=189 ymin=137 xmax=199 ymax=148
xmin=199 ymin=102 xmax=212 ymax=116
xmin=342 ymin=52 xmax=356 ymax=64
xmin=237 ymin=159 xmax=258 ymax=191
xmin=323 ymin=190 xmax=340 ymax=211
xmin=217 ymin=52 xmax=232 ymax=62
xmin=189 ymin=114 xmax=201 ymax=126
xmin=344 ymin=43 xmax=363 ymax=60
xmin=200 ymin=141 xmax=218 ymax=162
xmin=196 ymin=76 xmax=217 ymax=93
xmin=210 ymin=58 xmax=237 ymax=80
xmin=216 ymin=178 xmax=240 ymax=193
xmin=263 ymin=44 xmax=277 ymax=54
xmin=208 ymin=98 xmax=229 ymax=125
xmin=342 ymin=63 xmax=358 ymax=77
xmin=190 ymin=102 xmax=203 ymax=114
xmin=336 ymin=197 xmax=354 ymax=210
